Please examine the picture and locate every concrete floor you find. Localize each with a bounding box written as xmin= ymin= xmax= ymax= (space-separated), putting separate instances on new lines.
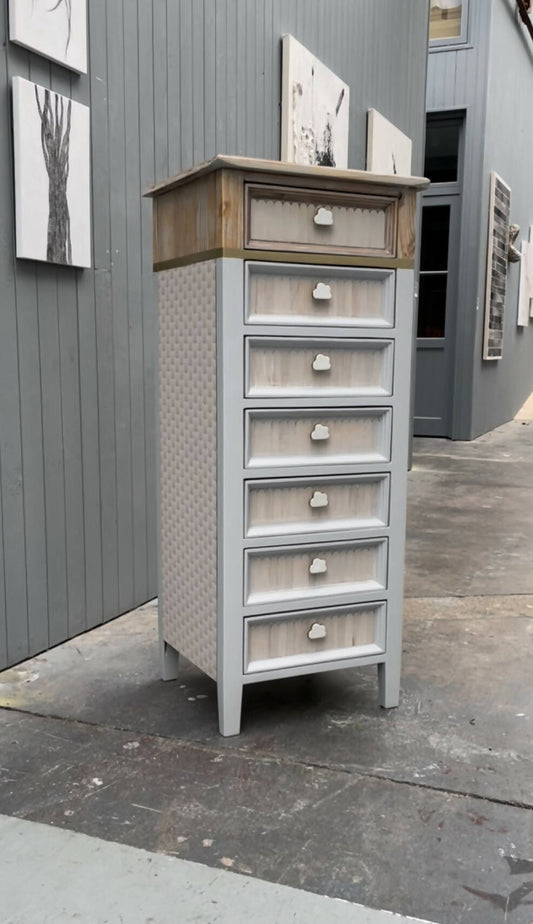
xmin=1 ymin=815 xmax=432 ymax=924
xmin=1 ymin=418 xmax=533 ymax=924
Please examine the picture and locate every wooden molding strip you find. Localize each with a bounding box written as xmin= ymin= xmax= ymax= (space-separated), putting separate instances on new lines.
xmin=153 ymin=248 xmax=415 ymax=273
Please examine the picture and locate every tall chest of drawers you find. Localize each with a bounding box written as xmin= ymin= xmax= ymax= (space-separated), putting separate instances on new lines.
xmin=148 ymin=156 xmax=428 ymax=736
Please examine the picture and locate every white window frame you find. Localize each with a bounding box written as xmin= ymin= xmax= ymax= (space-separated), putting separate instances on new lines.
xmin=429 ymin=0 xmax=470 ymax=50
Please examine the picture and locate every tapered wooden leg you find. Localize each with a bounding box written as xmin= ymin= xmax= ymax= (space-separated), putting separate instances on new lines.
xmin=218 ymin=680 xmax=243 ymax=736
xmin=378 ymin=660 xmax=400 ymax=708
xmin=160 ymin=640 xmax=180 ymax=681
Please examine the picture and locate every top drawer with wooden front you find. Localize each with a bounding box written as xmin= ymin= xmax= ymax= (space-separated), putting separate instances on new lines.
xmin=245 ymin=184 xmax=398 ymax=258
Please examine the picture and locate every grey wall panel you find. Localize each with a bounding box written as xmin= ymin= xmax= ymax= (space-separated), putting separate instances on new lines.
xmin=137 ymin=0 xmax=158 ymax=598
xmin=155 ymin=0 xmax=429 ymax=181
xmin=426 ymin=0 xmax=492 ymax=438
xmin=471 ymin=0 xmax=533 ymax=436
xmin=0 ymin=0 xmax=158 ymax=668
xmin=0 ymin=0 xmax=427 ymax=669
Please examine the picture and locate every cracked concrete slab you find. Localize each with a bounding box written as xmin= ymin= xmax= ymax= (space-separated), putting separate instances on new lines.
xmin=0 ymin=814 xmax=436 ymax=924
xmin=1 ymin=709 xmax=532 ymax=924
xmin=1 ymin=597 xmax=531 ymax=806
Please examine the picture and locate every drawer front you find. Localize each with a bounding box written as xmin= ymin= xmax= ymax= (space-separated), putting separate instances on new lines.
xmin=246 ymin=185 xmax=397 ymax=257
xmin=245 ymin=539 xmax=388 ymax=607
xmin=246 ymin=337 xmax=394 ymax=398
xmin=244 ymin=602 xmax=386 ymax=673
xmin=246 ymin=263 xmax=395 ymax=328
xmin=245 ymin=474 xmax=390 ymax=538
xmin=245 ymin=408 xmax=392 ymax=468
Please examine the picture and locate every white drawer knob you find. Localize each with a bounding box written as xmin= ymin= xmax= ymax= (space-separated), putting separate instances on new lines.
xmin=309 ymin=557 xmax=327 ymax=575
xmin=308 ymin=622 xmax=327 ymax=640
xmin=312 ymin=283 xmax=332 ymax=301
xmin=310 ymin=490 xmax=328 ymax=508
xmin=312 ymin=353 xmax=331 ymax=372
xmin=313 ymin=207 xmax=334 ymax=226
xmin=310 ymin=423 xmax=330 ymax=441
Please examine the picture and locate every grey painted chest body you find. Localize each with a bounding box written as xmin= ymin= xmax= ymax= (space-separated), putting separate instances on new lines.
xmin=149 ymin=155 xmax=427 ymax=735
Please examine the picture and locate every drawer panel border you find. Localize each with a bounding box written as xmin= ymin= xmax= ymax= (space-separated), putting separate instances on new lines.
xmin=244 ymin=537 xmax=389 ymax=609
xmin=244 ymin=336 xmax=395 ymax=399
xmin=244 ymin=600 xmax=387 ymax=674
xmin=245 ymin=260 xmax=396 ymax=328
xmin=245 ymin=183 xmax=398 ymax=258
xmin=245 ymin=406 xmax=393 ymax=469
xmin=244 ymin=472 xmax=391 ymax=540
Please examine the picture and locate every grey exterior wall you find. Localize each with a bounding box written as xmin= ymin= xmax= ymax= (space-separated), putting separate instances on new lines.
xmin=0 ymin=0 xmax=429 ymax=670
xmin=427 ymin=0 xmax=533 ymax=439
xmin=471 ymin=0 xmax=533 ymax=436
xmin=426 ymin=0 xmax=492 ymax=439
xmin=154 ymin=0 xmax=429 ymax=181
xmin=0 ymin=1 xmax=158 ymax=669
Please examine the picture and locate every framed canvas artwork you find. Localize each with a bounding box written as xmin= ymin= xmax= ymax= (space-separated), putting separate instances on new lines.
xmin=281 ymin=34 xmax=350 ymax=169
xmin=12 ymin=77 xmax=91 ymax=268
xmin=366 ymin=109 xmax=412 ymax=177
xmin=9 ymin=0 xmax=87 ymax=74
xmin=483 ymin=172 xmax=511 ymax=359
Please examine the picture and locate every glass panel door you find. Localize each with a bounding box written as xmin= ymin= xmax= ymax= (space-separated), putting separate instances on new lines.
xmin=418 ymin=205 xmax=451 ymax=339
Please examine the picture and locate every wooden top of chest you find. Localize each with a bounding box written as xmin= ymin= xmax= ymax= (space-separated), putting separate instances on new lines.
xmin=146 ymin=155 xmax=429 ymax=272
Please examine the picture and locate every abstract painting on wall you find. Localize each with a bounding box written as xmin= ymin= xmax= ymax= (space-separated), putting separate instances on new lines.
xmin=13 ymin=77 xmax=91 ymax=268
xmin=366 ymin=109 xmax=412 ymax=177
xmin=483 ymin=172 xmax=511 ymax=360
xmin=281 ymin=34 xmax=350 ymax=169
xmin=517 ymin=227 xmax=533 ymax=327
xmin=9 ymin=0 xmax=87 ymax=74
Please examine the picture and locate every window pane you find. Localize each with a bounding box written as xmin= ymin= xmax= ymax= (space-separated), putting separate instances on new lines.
xmin=424 ymin=120 xmax=461 ymax=183
xmin=417 ymin=274 xmax=447 ymax=338
xmin=420 ymin=206 xmax=450 ymax=272
xmin=429 ymin=1 xmax=463 ymax=41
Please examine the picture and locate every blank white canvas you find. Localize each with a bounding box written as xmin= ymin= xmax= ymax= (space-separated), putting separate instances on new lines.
xmin=281 ymin=34 xmax=350 ymax=169
xmin=366 ymin=109 xmax=412 ymax=177
xmin=9 ymin=0 xmax=87 ymax=74
xmin=13 ymin=77 xmax=91 ymax=268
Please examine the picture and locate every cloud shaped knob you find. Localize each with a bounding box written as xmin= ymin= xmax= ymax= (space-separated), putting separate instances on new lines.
xmin=313 ymin=207 xmax=334 ymax=226
xmin=310 ymin=424 xmax=330 ymax=441
xmin=312 ymin=353 xmax=331 ymax=372
xmin=309 ymin=490 xmax=329 ymax=508
xmin=312 ymin=283 xmax=332 ymax=301
xmin=307 ymin=622 xmax=327 ymax=640
xmin=309 ymin=557 xmax=327 ymax=575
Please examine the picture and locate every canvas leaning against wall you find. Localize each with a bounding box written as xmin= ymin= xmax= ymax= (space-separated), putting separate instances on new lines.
xmin=12 ymin=77 xmax=91 ymax=268
xmin=9 ymin=0 xmax=87 ymax=73
xmin=280 ymin=34 xmax=349 ymax=169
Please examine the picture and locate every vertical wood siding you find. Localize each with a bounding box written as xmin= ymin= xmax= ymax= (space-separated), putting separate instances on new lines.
xmin=0 ymin=0 xmax=428 ymax=668
xmin=0 ymin=1 xmax=158 ymax=667
xmin=427 ymin=0 xmax=493 ymax=438
xmin=472 ymin=0 xmax=533 ymax=435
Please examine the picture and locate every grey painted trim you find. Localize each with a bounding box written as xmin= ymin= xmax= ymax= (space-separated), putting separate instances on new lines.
xmin=217 ymin=258 xmax=246 ymax=736
xmin=429 ymin=0 xmax=471 ymax=48
xmin=379 ymin=269 xmax=414 ymax=706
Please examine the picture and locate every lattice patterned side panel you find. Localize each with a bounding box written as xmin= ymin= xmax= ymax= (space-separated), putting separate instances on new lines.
xmin=158 ymin=262 xmax=217 ymax=679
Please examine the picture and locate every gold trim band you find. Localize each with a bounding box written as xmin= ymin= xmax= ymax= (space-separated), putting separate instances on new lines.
xmin=154 ymin=248 xmax=414 ymax=273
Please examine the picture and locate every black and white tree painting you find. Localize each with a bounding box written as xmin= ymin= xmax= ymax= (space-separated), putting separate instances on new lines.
xmin=281 ymin=35 xmax=350 ymax=169
xmin=13 ymin=77 xmax=91 ymax=268
xmin=35 ymin=86 xmax=72 ymax=264
xmin=9 ymin=0 xmax=87 ymax=74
